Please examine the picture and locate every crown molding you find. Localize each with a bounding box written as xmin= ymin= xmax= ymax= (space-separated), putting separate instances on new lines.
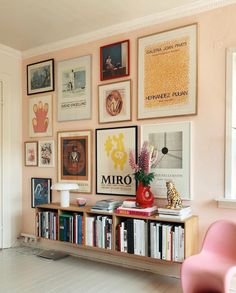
xmin=22 ymin=0 xmax=236 ymax=59
xmin=0 ymin=43 xmax=22 ymax=59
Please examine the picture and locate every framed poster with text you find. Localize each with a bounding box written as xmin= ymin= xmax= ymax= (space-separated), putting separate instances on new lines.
xmin=96 ymin=126 xmax=137 ymax=196
xmin=58 ymin=130 xmax=92 ymax=193
xmin=138 ymin=24 xmax=197 ymax=119
xmin=141 ymin=122 xmax=191 ymax=199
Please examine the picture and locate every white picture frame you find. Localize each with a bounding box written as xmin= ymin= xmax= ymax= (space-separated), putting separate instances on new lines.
xmin=38 ymin=140 xmax=54 ymax=167
xmin=141 ymin=121 xmax=191 ymax=199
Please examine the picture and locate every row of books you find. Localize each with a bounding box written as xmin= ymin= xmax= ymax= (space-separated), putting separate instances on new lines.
xmin=37 ymin=211 xmax=58 ymax=240
xmin=59 ymin=213 xmax=84 ymax=244
xmin=116 ymin=219 xmax=185 ymax=262
xmin=86 ymin=216 xmax=112 ymax=249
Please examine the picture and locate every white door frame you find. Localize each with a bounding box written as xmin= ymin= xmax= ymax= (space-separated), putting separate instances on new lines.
xmin=0 ymin=80 xmax=2 ymax=249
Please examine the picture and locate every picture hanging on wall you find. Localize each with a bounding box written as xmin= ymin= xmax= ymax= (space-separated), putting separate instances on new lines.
xmin=29 ymin=94 xmax=53 ymax=137
xmin=141 ymin=121 xmax=191 ymax=199
xmin=98 ymin=80 xmax=131 ymax=123
xmin=27 ymin=59 xmax=54 ymax=95
xmin=31 ymin=177 xmax=52 ymax=208
xmin=38 ymin=140 xmax=54 ymax=167
xmin=100 ymin=40 xmax=130 ymax=81
xmin=96 ymin=126 xmax=137 ymax=196
xmin=58 ymin=130 xmax=92 ymax=193
xmin=24 ymin=141 xmax=38 ymax=166
xmin=57 ymin=55 xmax=91 ymax=121
xmin=138 ymin=24 xmax=197 ymax=119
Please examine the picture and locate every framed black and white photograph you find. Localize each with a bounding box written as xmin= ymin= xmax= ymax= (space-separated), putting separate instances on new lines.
xmin=31 ymin=178 xmax=52 ymax=208
xmin=27 ymin=59 xmax=54 ymax=95
xmin=141 ymin=121 xmax=191 ymax=199
xmin=38 ymin=140 xmax=54 ymax=167
xmin=96 ymin=126 xmax=137 ymax=196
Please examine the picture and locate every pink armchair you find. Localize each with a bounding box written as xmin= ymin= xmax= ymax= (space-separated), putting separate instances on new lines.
xmin=181 ymin=220 xmax=236 ymax=293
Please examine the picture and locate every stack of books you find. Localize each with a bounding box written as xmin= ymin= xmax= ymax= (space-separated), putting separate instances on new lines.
xmin=116 ymin=205 xmax=158 ymax=216
xmin=157 ymin=206 xmax=192 ymax=220
xmin=91 ymin=199 xmax=123 ymax=212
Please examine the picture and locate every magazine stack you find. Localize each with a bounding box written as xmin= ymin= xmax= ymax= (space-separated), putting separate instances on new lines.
xmin=91 ymin=199 xmax=123 ymax=212
xmin=157 ymin=206 xmax=192 ymax=220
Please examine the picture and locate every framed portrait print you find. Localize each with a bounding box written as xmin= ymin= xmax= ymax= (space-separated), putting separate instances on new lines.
xmin=29 ymin=94 xmax=53 ymax=137
xmin=138 ymin=24 xmax=197 ymax=119
xmin=96 ymin=126 xmax=137 ymax=196
xmin=57 ymin=55 xmax=91 ymax=121
xmin=25 ymin=141 xmax=38 ymax=166
xmin=27 ymin=59 xmax=54 ymax=95
xmin=98 ymin=80 xmax=131 ymax=123
xmin=58 ymin=130 xmax=92 ymax=193
xmin=100 ymin=40 xmax=130 ymax=81
xmin=141 ymin=121 xmax=191 ymax=199
xmin=38 ymin=140 xmax=54 ymax=167
xmin=31 ymin=178 xmax=52 ymax=208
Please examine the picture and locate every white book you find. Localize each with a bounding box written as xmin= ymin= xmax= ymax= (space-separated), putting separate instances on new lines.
xmin=166 ymin=225 xmax=172 ymax=261
xmin=102 ymin=216 xmax=107 ymax=249
xmin=158 ymin=213 xmax=192 ymax=221
xmin=120 ymin=222 xmax=124 ymax=252
xmin=144 ymin=221 xmax=148 ymax=257
xmin=86 ymin=217 xmax=94 ymax=246
xmin=133 ymin=219 xmax=138 ymax=255
xmin=150 ymin=222 xmax=155 ymax=258
xmin=141 ymin=220 xmax=145 ymax=256
xmin=162 ymin=224 xmax=167 ymax=260
xmin=179 ymin=226 xmax=185 ymax=262
xmin=174 ymin=226 xmax=180 ymax=262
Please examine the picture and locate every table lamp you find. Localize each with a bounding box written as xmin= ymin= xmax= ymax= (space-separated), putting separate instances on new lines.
xmin=51 ymin=182 xmax=79 ymax=207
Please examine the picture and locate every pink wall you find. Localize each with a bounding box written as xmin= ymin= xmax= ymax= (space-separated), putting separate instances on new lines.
xmin=22 ymin=4 xmax=236 ymax=247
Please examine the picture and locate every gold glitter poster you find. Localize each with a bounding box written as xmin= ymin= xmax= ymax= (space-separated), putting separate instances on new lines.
xmin=138 ymin=24 xmax=197 ymax=119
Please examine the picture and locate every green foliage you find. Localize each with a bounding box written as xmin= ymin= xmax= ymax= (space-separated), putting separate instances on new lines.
xmin=134 ymin=169 xmax=155 ymax=187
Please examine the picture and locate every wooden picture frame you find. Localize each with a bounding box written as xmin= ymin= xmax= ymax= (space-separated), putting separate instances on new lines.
xmin=24 ymin=141 xmax=38 ymax=166
xmin=27 ymin=59 xmax=54 ymax=95
xmin=57 ymin=55 xmax=91 ymax=121
xmin=31 ymin=177 xmax=52 ymax=208
xmin=100 ymin=40 xmax=130 ymax=81
xmin=96 ymin=126 xmax=137 ymax=196
xmin=141 ymin=121 xmax=191 ymax=199
xmin=29 ymin=94 xmax=53 ymax=138
xmin=58 ymin=130 xmax=92 ymax=193
xmin=98 ymin=80 xmax=131 ymax=123
xmin=138 ymin=24 xmax=197 ymax=119
xmin=38 ymin=140 xmax=54 ymax=167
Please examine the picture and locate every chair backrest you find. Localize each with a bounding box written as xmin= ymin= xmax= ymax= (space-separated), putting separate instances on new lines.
xmin=202 ymin=220 xmax=236 ymax=260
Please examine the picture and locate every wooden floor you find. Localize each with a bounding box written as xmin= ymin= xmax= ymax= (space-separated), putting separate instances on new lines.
xmin=0 ymin=246 xmax=182 ymax=293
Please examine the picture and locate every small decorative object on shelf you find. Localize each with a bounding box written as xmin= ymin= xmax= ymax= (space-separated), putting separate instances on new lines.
xmin=129 ymin=141 xmax=158 ymax=208
xmin=76 ymin=197 xmax=87 ymax=207
xmin=166 ymin=181 xmax=183 ymax=209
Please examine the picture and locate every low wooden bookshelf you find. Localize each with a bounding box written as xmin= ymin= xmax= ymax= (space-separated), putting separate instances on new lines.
xmin=35 ymin=203 xmax=198 ymax=264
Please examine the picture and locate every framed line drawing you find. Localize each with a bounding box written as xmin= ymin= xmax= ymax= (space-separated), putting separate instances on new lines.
xmin=98 ymin=80 xmax=131 ymax=123
xmin=29 ymin=94 xmax=53 ymax=138
xmin=138 ymin=24 xmax=197 ymax=119
xmin=58 ymin=130 xmax=92 ymax=193
xmin=100 ymin=40 xmax=130 ymax=81
xmin=24 ymin=141 xmax=38 ymax=166
xmin=96 ymin=126 xmax=137 ymax=196
xmin=57 ymin=55 xmax=91 ymax=121
xmin=31 ymin=178 xmax=52 ymax=208
xmin=27 ymin=59 xmax=54 ymax=95
xmin=141 ymin=121 xmax=191 ymax=199
xmin=38 ymin=140 xmax=54 ymax=167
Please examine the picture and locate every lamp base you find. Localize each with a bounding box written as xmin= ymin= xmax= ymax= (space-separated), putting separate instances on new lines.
xmin=60 ymin=190 xmax=70 ymax=207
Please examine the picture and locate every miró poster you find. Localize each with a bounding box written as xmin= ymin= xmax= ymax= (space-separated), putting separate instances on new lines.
xmin=96 ymin=126 xmax=137 ymax=196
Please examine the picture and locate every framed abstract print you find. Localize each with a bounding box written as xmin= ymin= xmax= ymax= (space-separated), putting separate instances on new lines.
xmin=96 ymin=126 xmax=137 ymax=196
xmin=141 ymin=122 xmax=191 ymax=199
xmin=57 ymin=55 xmax=91 ymax=121
xmin=100 ymin=40 xmax=130 ymax=81
xmin=27 ymin=59 xmax=54 ymax=95
xmin=29 ymin=94 xmax=53 ymax=137
xmin=98 ymin=80 xmax=131 ymax=123
xmin=38 ymin=140 xmax=54 ymax=167
xmin=31 ymin=178 xmax=52 ymax=208
xmin=25 ymin=141 xmax=38 ymax=166
xmin=58 ymin=130 xmax=92 ymax=193
xmin=138 ymin=24 xmax=197 ymax=119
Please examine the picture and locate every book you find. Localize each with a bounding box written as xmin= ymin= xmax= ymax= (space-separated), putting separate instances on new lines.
xmin=116 ymin=205 xmax=158 ymax=216
xmin=91 ymin=199 xmax=123 ymax=212
xmin=158 ymin=213 xmax=192 ymax=221
xmin=157 ymin=206 xmax=191 ymax=216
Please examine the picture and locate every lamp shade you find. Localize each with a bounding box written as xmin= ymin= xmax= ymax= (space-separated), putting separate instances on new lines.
xmin=51 ymin=182 xmax=79 ymax=207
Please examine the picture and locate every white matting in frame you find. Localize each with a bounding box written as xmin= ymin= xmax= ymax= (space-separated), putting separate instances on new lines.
xmin=141 ymin=121 xmax=191 ymax=199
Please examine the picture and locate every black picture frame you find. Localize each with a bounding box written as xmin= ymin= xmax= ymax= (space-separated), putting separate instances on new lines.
xmin=95 ymin=126 xmax=138 ymax=196
xmin=27 ymin=59 xmax=54 ymax=95
xmin=31 ymin=178 xmax=52 ymax=208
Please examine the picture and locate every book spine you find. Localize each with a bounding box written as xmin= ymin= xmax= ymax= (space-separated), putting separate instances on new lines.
xmin=116 ymin=209 xmax=153 ymax=217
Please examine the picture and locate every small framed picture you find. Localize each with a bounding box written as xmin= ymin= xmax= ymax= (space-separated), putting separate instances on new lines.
xmin=98 ymin=80 xmax=131 ymax=123
xmin=38 ymin=140 xmax=54 ymax=167
xmin=27 ymin=59 xmax=54 ymax=95
xmin=100 ymin=40 xmax=130 ymax=81
xmin=24 ymin=141 xmax=38 ymax=166
xmin=31 ymin=178 xmax=52 ymax=208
